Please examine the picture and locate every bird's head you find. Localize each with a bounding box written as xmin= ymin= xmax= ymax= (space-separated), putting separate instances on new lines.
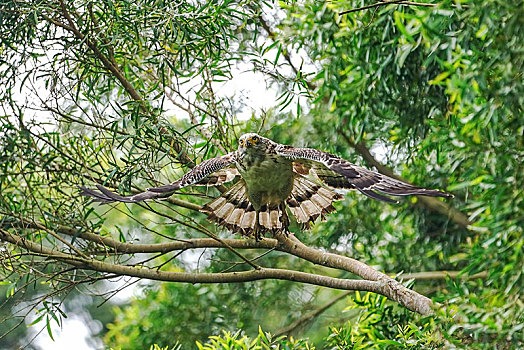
xmin=238 ymin=133 xmax=267 ymax=154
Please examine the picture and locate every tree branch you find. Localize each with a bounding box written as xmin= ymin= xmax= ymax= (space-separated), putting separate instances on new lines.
xmin=2 ymin=210 xmax=456 ymax=316
xmin=256 ymin=13 xmax=316 ymax=91
xmin=45 ymin=1 xmax=193 ymax=166
xmin=3 ymin=218 xmax=482 ymax=278
xmin=274 ymin=232 xmax=435 ymax=315
xmin=0 ymin=217 xmax=452 ymax=314
xmin=57 ymin=1 xmax=145 ymax=108
xmin=398 ymin=270 xmax=488 ymax=281
xmin=1 ymin=216 xmax=278 ymax=269
xmin=275 ymin=291 xmax=352 ymax=338
xmin=340 ymin=0 xmax=435 ymax=16
xmin=0 ymin=228 xmax=379 ymax=292
xmin=267 ymin=268 xmax=489 ymax=337
xmin=1 ymin=218 xmax=435 ymax=314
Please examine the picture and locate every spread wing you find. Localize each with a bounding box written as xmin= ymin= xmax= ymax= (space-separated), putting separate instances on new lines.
xmin=195 ymin=167 xmax=240 ymax=187
xmin=277 ymin=146 xmax=452 ymax=203
xmin=79 ymin=152 xmax=238 ymax=204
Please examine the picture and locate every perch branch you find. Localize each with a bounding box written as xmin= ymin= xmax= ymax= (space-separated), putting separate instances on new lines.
xmin=2 ymin=218 xmax=454 ymax=315
xmin=0 ymin=228 xmax=379 ymax=292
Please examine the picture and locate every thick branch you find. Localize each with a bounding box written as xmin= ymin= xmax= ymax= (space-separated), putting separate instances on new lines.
xmin=0 ymin=218 xmax=275 ymax=254
xmin=2 ymin=220 xmax=439 ymax=315
xmin=275 ymin=233 xmax=435 ymax=315
xmin=3 ymin=219 xmax=482 ymax=279
xmin=0 ymin=229 xmax=379 ymax=292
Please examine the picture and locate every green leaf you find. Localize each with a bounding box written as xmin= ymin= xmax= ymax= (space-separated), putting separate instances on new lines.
xmin=46 ymin=316 xmax=55 ymax=341
xmin=394 ymin=11 xmax=414 ymax=43
xmin=27 ymin=315 xmax=44 ymax=327
xmin=447 ymin=175 xmax=486 ymax=191
xmin=429 ymin=71 xmax=451 ymax=85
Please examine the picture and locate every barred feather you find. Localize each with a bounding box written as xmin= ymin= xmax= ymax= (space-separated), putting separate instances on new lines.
xmin=287 ymin=175 xmax=343 ymax=229
xmin=201 ymin=175 xmax=342 ymax=236
xmin=278 ymin=146 xmax=452 ymax=202
xmin=196 ymin=168 xmax=240 ymax=186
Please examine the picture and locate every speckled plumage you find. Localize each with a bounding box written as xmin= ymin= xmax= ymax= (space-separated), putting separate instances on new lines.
xmin=79 ymin=133 xmax=452 ymax=238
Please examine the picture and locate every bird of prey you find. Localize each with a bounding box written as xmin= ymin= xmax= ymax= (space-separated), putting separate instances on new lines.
xmin=79 ymin=133 xmax=452 ymax=239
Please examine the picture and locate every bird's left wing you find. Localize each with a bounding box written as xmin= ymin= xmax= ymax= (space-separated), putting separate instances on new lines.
xmin=79 ymin=152 xmax=238 ymax=204
xmin=277 ymin=145 xmax=452 ymax=203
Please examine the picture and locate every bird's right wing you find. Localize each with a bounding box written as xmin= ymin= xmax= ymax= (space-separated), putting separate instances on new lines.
xmin=79 ymin=152 xmax=238 ymax=204
xmin=277 ymin=145 xmax=452 ymax=203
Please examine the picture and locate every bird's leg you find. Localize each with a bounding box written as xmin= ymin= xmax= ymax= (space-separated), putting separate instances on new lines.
xmin=280 ymin=203 xmax=290 ymax=235
xmin=253 ymin=210 xmax=262 ymax=241
xmin=249 ymin=192 xmax=263 ymax=241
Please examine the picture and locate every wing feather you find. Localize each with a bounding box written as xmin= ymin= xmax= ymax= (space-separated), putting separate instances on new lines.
xmin=79 ymin=152 xmax=238 ymax=204
xmin=278 ymin=146 xmax=452 ymax=203
xmin=195 ymin=168 xmax=240 ymax=187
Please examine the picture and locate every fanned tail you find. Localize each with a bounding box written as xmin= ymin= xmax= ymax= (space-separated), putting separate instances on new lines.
xmin=202 ymin=175 xmax=343 ymax=235
xmin=201 ymin=181 xmax=287 ymax=237
xmin=286 ymin=175 xmax=343 ymax=229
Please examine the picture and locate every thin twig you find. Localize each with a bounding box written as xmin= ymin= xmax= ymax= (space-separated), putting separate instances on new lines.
xmin=275 ymin=291 xmax=352 ymax=337
xmin=340 ymin=0 xmax=434 ymax=16
xmin=340 ymin=0 xmax=408 ymax=15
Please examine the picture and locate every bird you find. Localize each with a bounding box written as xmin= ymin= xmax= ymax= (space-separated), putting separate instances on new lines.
xmin=79 ymin=133 xmax=453 ymax=239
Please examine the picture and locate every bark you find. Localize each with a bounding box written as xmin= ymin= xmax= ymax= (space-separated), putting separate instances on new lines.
xmin=0 ymin=219 xmax=438 ymax=315
xmin=274 ymin=233 xmax=435 ymax=315
xmin=0 ymin=228 xmax=378 ymax=291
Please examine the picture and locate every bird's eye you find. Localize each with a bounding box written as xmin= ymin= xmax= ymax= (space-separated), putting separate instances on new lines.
xmin=240 ymin=140 xmax=244 ymax=146
xmin=252 ymin=136 xmax=258 ymax=143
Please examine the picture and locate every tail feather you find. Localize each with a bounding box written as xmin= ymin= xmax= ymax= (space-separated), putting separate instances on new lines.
xmin=259 ymin=206 xmax=270 ymax=230
xmin=225 ymin=207 xmax=244 ymax=229
xmin=214 ymin=181 xmax=245 ymax=219
xmin=300 ymin=178 xmax=335 ymax=211
xmin=202 ymin=175 xmax=343 ymax=236
xmin=287 ymin=192 xmax=311 ymax=225
xmin=239 ymin=210 xmax=256 ymax=233
xmin=201 ymin=181 xmax=256 ymax=235
xmin=201 ymin=181 xmax=284 ymax=236
xmin=287 ymin=175 xmax=343 ymax=228
xmin=292 ymin=180 xmax=322 ymax=219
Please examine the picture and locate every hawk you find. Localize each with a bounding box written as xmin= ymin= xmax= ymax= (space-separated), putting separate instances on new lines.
xmin=79 ymin=133 xmax=452 ymax=239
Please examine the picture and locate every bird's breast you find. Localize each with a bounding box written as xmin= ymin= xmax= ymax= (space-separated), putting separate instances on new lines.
xmin=237 ymin=152 xmax=293 ymax=205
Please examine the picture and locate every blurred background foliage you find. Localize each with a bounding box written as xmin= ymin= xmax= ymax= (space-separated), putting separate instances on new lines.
xmin=0 ymin=0 xmax=522 ymax=349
